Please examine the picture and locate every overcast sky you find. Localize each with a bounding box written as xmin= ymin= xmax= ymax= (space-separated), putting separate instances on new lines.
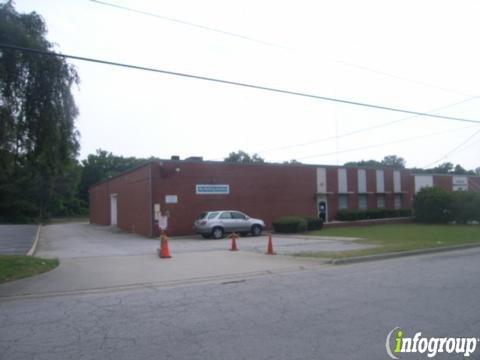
xmin=14 ymin=0 xmax=480 ymax=170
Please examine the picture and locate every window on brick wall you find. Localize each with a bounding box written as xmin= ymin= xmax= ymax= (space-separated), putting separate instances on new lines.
xmin=339 ymin=195 xmax=348 ymax=210
xmin=377 ymin=194 xmax=386 ymax=209
xmin=359 ymin=194 xmax=368 ymax=210
xmin=394 ymin=194 xmax=403 ymax=209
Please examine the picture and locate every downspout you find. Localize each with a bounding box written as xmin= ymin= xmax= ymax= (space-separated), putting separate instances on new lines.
xmin=148 ymin=162 xmax=153 ymax=237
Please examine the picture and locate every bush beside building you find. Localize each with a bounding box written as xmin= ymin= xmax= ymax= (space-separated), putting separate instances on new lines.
xmin=413 ymin=187 xmax=480 ymax=223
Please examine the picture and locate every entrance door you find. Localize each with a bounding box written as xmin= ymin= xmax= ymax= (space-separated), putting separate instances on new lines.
xmin=110 ymin=194 xmax=118 ymax=226
xmin=317 ymin=197 xmax=327 ymax=223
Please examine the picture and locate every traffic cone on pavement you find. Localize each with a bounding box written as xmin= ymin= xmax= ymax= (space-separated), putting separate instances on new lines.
xmin=229 ymin=233 xmax=238 ymax=251
xmin=158 ymin=232 xmax=172 ymax=259
xmin=266 ymin=233 xmax=276 ymax=255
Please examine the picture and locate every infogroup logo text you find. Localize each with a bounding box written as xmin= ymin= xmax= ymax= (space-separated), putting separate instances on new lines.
xmin=386 ymin=327 xmax=478 ymax=358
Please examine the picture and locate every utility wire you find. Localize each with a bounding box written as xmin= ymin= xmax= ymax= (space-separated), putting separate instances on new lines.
xmin=295 ymin=125 xmax=475 ymax=160
xmin=336 ymin=60 xmax=475 ymax=98
xmin=256 ymin=97 xmax=479 ymax=155
xmin=89 ymin=0 xmax=285 ymax=49
xmin=89 ymin=1 xmax=476 ymax=98
xmin=1 ymin=43 xmax=480 ymax=124
xmin=422 ymin=127 xmax=480 ymax=168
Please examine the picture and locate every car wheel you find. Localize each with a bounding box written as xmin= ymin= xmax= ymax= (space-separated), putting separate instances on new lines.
xmin=201 ymin=234 xmax=211 ymax=239
xmin=212 ymin=227 xmax=224 ymax=239
xmin=251 ymin=225 xmax=262 ymax=237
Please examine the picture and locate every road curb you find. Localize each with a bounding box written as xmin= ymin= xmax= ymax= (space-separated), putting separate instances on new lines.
xmin=26 ymin=225 xmax=42 ymax=257
xmin=329 ymin=243 xmax=480 ymax=265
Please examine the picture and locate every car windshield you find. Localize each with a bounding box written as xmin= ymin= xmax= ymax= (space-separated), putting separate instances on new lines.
xmin=197 ymin=212 xmax=207 ymax=220
xmin=207 ymin=212 xmax=219 ymax=219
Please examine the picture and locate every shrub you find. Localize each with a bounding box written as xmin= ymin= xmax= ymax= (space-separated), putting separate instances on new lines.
xmin=337 ymin=209 xmax=412 ymax=221
xmin=413 ymin=187 xmax=452 ymax=223
xmin=272 ymin=216 xmax=308 ymax=233
xmin=303 ymin=217 xmax=324 ymax=231
xmin=450 ymin=191 xmax=480 ymax=224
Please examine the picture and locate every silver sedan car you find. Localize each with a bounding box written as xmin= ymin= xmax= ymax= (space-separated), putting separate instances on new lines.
xmin=194 ymin=210 xmax=265 ymax=239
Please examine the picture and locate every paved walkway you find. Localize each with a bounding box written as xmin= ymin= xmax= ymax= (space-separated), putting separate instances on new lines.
xmin=0 ymin=225 xmax=37 ymax=255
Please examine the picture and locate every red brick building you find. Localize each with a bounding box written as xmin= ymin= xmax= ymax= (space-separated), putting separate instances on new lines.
xmin=89 ymin=158 xmax=480 ymax=237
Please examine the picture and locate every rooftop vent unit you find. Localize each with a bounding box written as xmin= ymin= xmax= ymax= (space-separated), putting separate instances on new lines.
xmin=170 ymin=155 xmax=180 ymax=161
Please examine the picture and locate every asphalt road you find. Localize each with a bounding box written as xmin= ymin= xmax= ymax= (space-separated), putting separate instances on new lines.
xmin=0 ymin=225 xmax=37 ymax=255
xmin=1 ymin=248 xmax=479 ymax=360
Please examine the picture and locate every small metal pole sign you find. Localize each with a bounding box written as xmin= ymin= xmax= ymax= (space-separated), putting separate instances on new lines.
xmin=158 ymin=215 xmax=168 ymax=230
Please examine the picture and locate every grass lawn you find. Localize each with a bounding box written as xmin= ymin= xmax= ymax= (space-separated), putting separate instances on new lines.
xmin=299 ymin=224 xmax=480 ymax=259
xmin=0 ymin=256 xmax=59 ymax=284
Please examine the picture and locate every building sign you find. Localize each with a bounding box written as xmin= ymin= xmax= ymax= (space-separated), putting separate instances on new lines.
xmin=452 ymin=176 xmax=468 ymax=191
xmin=196 ymin=184 xmax=230 ymax=195
xmin=165 ymin=195 xmax=178 ymax=204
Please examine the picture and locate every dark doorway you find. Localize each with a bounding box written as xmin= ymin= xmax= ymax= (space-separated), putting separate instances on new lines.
xmin=318 ymin=201 xmax=327 ymax=222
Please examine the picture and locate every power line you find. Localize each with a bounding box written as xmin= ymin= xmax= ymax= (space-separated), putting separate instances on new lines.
xmin=336 ymin=60 xmax=475 ymax=98
xmin=295 ymin=125 xmax=475 ymax=161
xmin=422 ymin=127 xmax=480 ymax=168
xmin=256 ymin=97 xmax=479 ymax=155
xmin=89 ymin=1 xmax=476 ymax=98
xmin=89 ymin=0 xmax=285 ymax=49
xmin=1 ymin=43 xmax=480 ymax=125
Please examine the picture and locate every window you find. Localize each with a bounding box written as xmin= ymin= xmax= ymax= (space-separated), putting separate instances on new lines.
xmin=376 ymin=170 xmax=385 ymax=193
xmin=393 ymin=170 xmax=401 ymax=193
xmin=357 ymin=169 xmax=367 ymax=193
xmin=338 ymin=169 xmax=347 ymax=193
xmin=377 ymin=194 xmax=385 ymax=209
xmin=359 ymin=194 xmax=368 ymax=210
xmin=219 ymin=212 xmax=232 ymax=219
xmin=207 ymin=212 xmax=219 ymax=219
xmin=339 ymin=195 xmax=348 ymax=210
xmin=231 ymin=212 xmax=247 ymax=220
xmin=394 ymin=194 xmax=403 ymax=209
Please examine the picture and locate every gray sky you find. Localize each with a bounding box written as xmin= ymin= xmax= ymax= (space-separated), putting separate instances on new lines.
xmin=15 ymin=0 xmax=480 ymax=169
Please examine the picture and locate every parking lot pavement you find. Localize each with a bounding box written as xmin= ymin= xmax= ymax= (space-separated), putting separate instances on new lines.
xmin=37 ymin=223 xmax=373 ymax=259
xmin=167 ymin=234 xmax=373 ymax=255
xmin=36 ymin=223 xmax=159 ymax=258
xmin=0 ymin=225 xmax=38 ymax=255
xmin=0 ymin=223 xmax=374 ymax=298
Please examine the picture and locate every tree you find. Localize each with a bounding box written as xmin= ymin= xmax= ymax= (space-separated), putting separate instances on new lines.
xmin=343 ymin=159 xmax=382 ymax=168
xmin=381 ymin=155 xmax=405 ymax=168
xmin=476 ymin=167 xmax=480 ymax=176
xmin=283 ymin=159 xmax=302 ymax=164
xmin=79 ymin=149 xmax=159 ymax=205
xmin=344 ymin=155 xmax=405 ymax=168
xmin=430 ymin=162 xmax=454 ymax=174
xmin=224 ymin=150 xmax=264 ymax=163
xmin=0 ymin=2 xmax=80 ymax=221
xmin=423 ymin=162 xmax=475 ymax=175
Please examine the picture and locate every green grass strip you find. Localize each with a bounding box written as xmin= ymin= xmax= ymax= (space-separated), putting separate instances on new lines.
xmin=0 ymin=256 xmax=59 ymax=284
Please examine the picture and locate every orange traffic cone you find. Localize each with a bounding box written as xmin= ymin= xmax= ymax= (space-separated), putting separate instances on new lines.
xmin=158 ymin=232 xmax=172 ymax=258
xmin=229 ymin=233 xmax=238 ymax=251
xmin=266 ymin=233 xmax=276 ymax=255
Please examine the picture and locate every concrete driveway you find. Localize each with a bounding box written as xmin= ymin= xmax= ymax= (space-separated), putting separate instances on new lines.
xmin=37 ymin=223 xmax=372 ymax=258
xmin=0 ymin=223 xmax=374 ymax=299
xmin=0 ymin=225 xmax=38 ymax=255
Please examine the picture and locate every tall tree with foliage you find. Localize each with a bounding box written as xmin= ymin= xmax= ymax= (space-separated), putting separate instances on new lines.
xmin=344 ymin=155 xmax=405 ymax=168
xmin=79 ymin=149 xmax=159 ymax=205
xmin=0 ymin=2 xmax=81 ymax=221
xmin=224 ymin=150 xmax=264 ymax=163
